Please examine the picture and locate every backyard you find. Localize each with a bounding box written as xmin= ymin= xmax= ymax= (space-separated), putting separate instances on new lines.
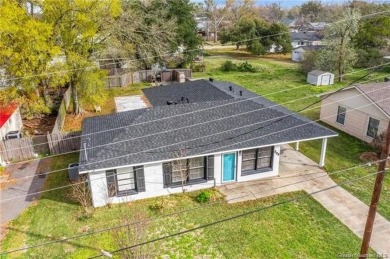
xmin=1 ymin=154 xmax=375 ymax=258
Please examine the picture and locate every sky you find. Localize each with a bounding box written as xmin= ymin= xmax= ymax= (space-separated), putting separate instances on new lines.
xmin=190 ymin=0 xmax=390 ymax=8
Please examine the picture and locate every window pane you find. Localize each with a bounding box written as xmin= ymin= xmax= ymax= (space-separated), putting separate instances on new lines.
xmin=242 ymin=149 xmax=256 ymax=160
xmin=242 ymin=159 xmax=256 ymax=171
xmin=172 ymin=159 xmax=187 ymax=172
xmin=189 ymin=157 xmax=204 ymax=168
xmin=367 ymin=117 xmax=380 ymax=138
xmin=189 ymin=167 xmax=204 ymax=180
xmin=117 ymin=171 xmax=135 ymax=191
xmin=172 ymin=170 xmax=186 ymax=183
xmin=258 ymin=147 xmax=272 ymax=157
xmin=257 ymin=157 xmax=271 ymax=168
xmin=336 ymin=106 xmax=346 ymax=125
xmin=208 ymin=156 xmax=214 ymax=168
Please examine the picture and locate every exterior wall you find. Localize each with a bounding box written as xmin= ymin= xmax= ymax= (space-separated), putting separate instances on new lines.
xmin=320 ymin=88 xmax=389 ymax=142
xmin=0 ymin=107 xmax=23 ymax=139
xmin=89 ymin=145 xmax=281 ymax=207
xmin=307 ymin=73 xmax=334 ymax=86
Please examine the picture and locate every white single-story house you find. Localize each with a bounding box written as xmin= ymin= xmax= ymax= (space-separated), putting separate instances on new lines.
xmin=291 ymin=45 xmax=324 ymax=62
xmin=320 ymin=82 xmax=390 ymax=142
xmin=307 ymin=70 xmax=335 ymax=86
xmin=79 ymin=80 xmax=337 ymax=207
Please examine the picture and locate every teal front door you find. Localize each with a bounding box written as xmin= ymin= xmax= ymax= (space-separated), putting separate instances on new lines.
xmin=223 ymin=153 xmax=236 ymax=182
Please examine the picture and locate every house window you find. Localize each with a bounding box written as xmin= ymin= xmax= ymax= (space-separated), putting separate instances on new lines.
xmin=241 ymin=147 xmax=273 ymax=176
xmin=367 ymin=117 xmax=380 ymax=138
xmin=106 ymin=166 xmax=145 ymax=197
xmin=336 ymin=106 xmax=346 ymax=125
xmin=163 ymin=156 xmax=214 ymax=188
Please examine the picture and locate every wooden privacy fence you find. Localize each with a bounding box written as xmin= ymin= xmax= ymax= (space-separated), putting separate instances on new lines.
xmin=0 ymin=131 xmax=81 ymax=163
xmin=0 ymin=137 xmax=35 ymax=162
xmin=47 ymin=131 xmax=81 ymax=155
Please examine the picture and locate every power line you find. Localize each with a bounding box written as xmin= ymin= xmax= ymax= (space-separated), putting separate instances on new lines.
xmin=0 ymin=158 xmax=382 ymax=255
xmin=2 ymin=93 xmax=390 ymax=203
xmin=2 ymin=9 xmax=389 ymax=83
xmin=2 ymin=62 xmax=388 ymax=164
xmin=88 ymin=170 xmax=387 ymax=258
xmin=1 ymin=75 xmax=388 ymax=185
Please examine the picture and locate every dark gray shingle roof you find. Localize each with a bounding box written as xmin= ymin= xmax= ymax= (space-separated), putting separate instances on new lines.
xmin=142 ymin=79 xmax=233 ymax=106
xmin=79 ymin=81 xmax=336 ymax=172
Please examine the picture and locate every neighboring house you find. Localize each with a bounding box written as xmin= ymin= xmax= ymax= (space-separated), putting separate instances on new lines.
xmin=281 ymin=17 xmax=306 ymax=32
xmin=308 ymin=22 xmax=327 ymax=31
xmin=307 ymin=70 xmax=334 ymax=86
xmin=79 ymin=80 xmax=337 ymax=207
xmin=291 ymin=45 xmax=324 ymax=62
xmin=320 ymin=82 xmax=390 ymax=142
xmin=0 ymin=103 xmax=23 ymax=140
xmin=290 ymin=31 xmax=323 ymax=49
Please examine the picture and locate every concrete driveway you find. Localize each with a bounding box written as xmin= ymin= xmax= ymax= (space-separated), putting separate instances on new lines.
xmin=218 ymin=145 xmax=390 ymax=256
xmin=0 ymin=159 xmax=49 ymax=238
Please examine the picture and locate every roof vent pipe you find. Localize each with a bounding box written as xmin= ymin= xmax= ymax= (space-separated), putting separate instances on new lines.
xmin=209 ymin=77 xmax=214 ymax=82
xmin=240 ymin=90 xmax=243 ymax=96
xmin=229 ymin=86 xmax=232 ymax=91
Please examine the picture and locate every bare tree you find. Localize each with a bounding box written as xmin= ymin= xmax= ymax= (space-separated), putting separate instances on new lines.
xmin=203 ymin=0 xmax=233 ymax=42
xmin=68 ymin=176 xmax=93 ymax=214
xmin=265 ymin=3 xmax=285 ymax=23
xmin=171 ymin=149 xmax=189 ymax=193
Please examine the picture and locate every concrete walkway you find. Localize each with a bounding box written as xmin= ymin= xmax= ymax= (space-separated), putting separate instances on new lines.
xmin=0 ymin=159 xmax=49 ymax=238
xmin=218 ymin=145 xmax=390 ymax=256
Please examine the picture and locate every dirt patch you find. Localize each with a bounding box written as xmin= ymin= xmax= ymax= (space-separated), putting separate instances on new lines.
xmin=360 ymin=152 xmax=379 ymax=164
xmin=23 ymin=115 xmax=57 ymax=135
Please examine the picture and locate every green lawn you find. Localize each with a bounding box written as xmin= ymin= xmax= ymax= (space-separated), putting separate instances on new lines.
xmin=1 ymin=154 xmax=375 ymax=258
xmin=193 ymin=49 xmax=390 ymax=220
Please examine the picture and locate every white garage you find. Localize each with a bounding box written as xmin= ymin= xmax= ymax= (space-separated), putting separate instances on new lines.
xmin=307 ymin=70 xmax=335 ymax=86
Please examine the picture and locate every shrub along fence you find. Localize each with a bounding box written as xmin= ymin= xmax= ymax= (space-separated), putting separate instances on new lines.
xmin=0 ymin=131 xmax=81 ymax=163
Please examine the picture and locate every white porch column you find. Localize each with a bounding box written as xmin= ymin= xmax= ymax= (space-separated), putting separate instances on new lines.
xmin=319 ymin=138 xmax=328 ymax=167
xmin=295 ymin=141 xmax=300 ymax=151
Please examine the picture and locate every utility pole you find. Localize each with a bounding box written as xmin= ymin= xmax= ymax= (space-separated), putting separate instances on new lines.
xmin=359 ymin=121 xmax=390 ymax=258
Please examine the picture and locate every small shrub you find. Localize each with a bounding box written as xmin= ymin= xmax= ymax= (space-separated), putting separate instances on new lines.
xmin=220 ymin=61 xmax=238 ymax=72
xmin=237 ymin=61 xmax=257 ymax=72
xmin=196 ymin=191 xmax=211 ymax=203
xmin=149 ymin=201 xmax=165 ymax=213
xmin=220 ymin=61 xmax=257 ymax=72
xmin=0 ymin=166 xmax=4 ymax=176
xmin=370 ymin=132 xmax=386 ymax=157
xmin=190 ymin=63 xmax=206 ymax=72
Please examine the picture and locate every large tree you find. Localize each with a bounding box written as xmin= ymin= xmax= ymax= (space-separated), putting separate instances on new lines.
xmin=220 ymin=17 xmax=291 ymax=55
xmin=315 ymin=9 xmax=361 ymax=82
xmin=0 ymin=0 xmax=60 ymax=118
xmin=203 ymin=0 xmax=233 ymax=42
xmin=42 ymin=0 xmax=120 ymax=114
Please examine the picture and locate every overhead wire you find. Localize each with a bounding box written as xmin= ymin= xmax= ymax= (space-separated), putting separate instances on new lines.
xmin=1 ymin=72 xmax=389 ymax=185
xmin=2 ymin=91 xmax=390 ymax=202
xmin=0 ymin=157 xmax=384 ymax=255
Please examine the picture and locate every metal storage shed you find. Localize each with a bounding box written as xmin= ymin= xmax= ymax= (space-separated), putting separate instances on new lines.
xmin=307 ymin=70 xmax=334 ymax=86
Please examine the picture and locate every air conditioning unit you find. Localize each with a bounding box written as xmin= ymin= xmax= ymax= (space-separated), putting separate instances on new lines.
xmin=5 ymin=130 xmax=22 ymax=140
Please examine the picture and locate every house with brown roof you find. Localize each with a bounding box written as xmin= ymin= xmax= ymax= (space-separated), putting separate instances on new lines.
xmin=319 ymin=82 xmax=390 ymax=142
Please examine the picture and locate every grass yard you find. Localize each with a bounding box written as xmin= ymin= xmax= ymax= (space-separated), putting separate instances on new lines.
xmin=1 ymin=154 xmax=375 ymax=258
xmin=62 ymin=82 xmax=151 ymax=132
xmin=193 ymin=48 xmax=390 ymax=220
